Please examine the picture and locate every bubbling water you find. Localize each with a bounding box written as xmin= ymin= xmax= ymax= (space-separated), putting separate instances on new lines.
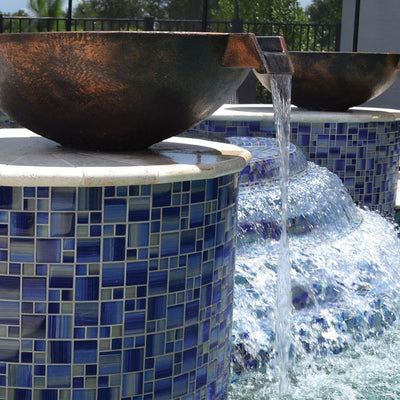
xmin=227 ymin=73 xmax=400 ymax=399
xmin=228 ymin=141 xmax=400 ymax=399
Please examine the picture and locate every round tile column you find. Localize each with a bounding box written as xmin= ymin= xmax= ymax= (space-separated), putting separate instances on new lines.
xmin=0 ymin=130 xmax=250 ymax=400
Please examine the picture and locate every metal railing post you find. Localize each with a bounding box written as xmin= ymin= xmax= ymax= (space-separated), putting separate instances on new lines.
xmin=66 ymin=0 xmax=73 ymax=31
xmin=335 ymin=22 xmax=341 ymax=51
xmin=144 ymin=16 xmax=154 ymax=31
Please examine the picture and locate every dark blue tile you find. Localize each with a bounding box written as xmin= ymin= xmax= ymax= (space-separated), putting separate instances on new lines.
xmin=184 ymin=324 xmax=198 ymax=349
xmin=101 ymin=301 xmax=123 ymax=325
xmin=8 ymin=364 xmax=32 ymax=388
xmin=23 ymin=187 xmax=35 ymax=198
xmin=182 ymin=348 xmax=197 ymax=372
xmin=10 ymin=238 xmax=34 ymax=262
xmin=50 ymin=213 xmax=75 ymax=237
xmin=155 ymin=355 xmax=173 ymax=379
xmin=75 ymin=303 xmax=98 ymax=326
xmin=185 ymin=301 xmax=199 ymax=324
xmin=148 ymin=271 xmax=168 ymax=295
xmin=0 ymin=225 xmax=7 ymax=236
xmin=190 ymin=180 xmax=205 ymax=203
xmin=74 ymin=340 xmax=98 ymax=363
xmin=48 ymin=303 xmax=59 ymax=314
xmin=122 ymin=372 xmax=143 ymax=397
xmin=146 ymin=333 xmax=165 ymax=357
xmin=51 ymin=188 xmax=76 ymax=211
xmin=147 ymin=296 xmax=166 ymax=320
xmin=78 ymin=187 xmax=102 ymax=211
xmin=8 ymin=389 xmax=32 ymax=400
xmin=167 ymin=305 xmax=184 ymax=329
xmin=160 ymin=233 xmax=179 ymax=257
xmin=201 ymin=262 xmax=213 ymax=285
xmin=98 ymin=351 xmax=121 ymax=375
xmin=189 ymin=204 xmax=204 ymax=228
xmin=77 ymin=239 xmax=101 ymax=262
xmin=34 ymin=365 xmax=45 ymax=376
xmin=152 ymin=184 xmax=171 ymax=207
xmin=0 ymin=187 xmax=21 ymax=209
xmin=0 ymin=276 xmax=20 ymax=300
xmin=36 ymin=239 xmax=61 ymax=263
xmin=48 ymin=315 xmax=72 ymax=339
xmin=104 ymin=199 xmax=127 ymax=223
xmin=102 ymin=263 xmax=124 ymax=287
xmin=129 ymin=185 xmax=140 ymax=196
xmin=124 ymin=312 xmax=145 ymax=335
xmin=123 ymin=348 xmax=143 ymax=372
xmin=0 ymin=339 xmax=19 ymax=362
xmin=34 ymin=389 xmax=58 ymax=400
xmin=22 ymin=277 xmax=46 ymax=301
xmin=49 ymin=264 xmax=73 ymax=288
xmin=98 ymin=388 xmax=120 ymax=400
xmin=104 ymin=186 xmax=115 ymax=197
xmin=103 ymin=238 xmax=125 ymax=261
xmin=169 ymin=268 xmax=186 ymax=292
xmin=47 ymin=365 xmax=71 ymax=388
xmin=126 ymin=262 xmax=148 ymax=286
xmin=206 ymin=178 xmax=218 ymax=201
xmin=37 ymin=187 xmax=49 ymax=198
xmin=180 ymin=230 xmax=196 ymax=254
xmin=75 ymin=277 xmax=99 ymax=301
xmin=162 ymin=207 xmax=180 ymax=231
xmin=72 ymin=389 xmax=96 ymax=399
xmin=173 ymin=374 xmax=189 ymax=397
xmin=49 ymin=340 xmax=71 ymax=363
xmin=10 ymin=212 xmax=35 ymax=236
xmin=128 ymin=197 xmax=150 ymax=221
xmin=196 ymin=365 xmax=207 ymax=389
xmin=154 ymin=377 xmax=172 ymax=400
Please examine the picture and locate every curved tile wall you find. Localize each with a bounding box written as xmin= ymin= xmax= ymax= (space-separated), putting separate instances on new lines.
xmin=0 ymin=130 xmax=250 ymax=400
xmin=185 ymin=105 xmax=400 ymax=216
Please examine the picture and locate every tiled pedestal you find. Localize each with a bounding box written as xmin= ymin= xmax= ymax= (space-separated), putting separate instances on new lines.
xmin=185 ymin=105 xmax=400 ymax=216
xmin=0 ymin=130 xmax=250 ymax=400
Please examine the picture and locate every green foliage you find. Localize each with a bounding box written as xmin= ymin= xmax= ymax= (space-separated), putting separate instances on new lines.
xmin=166 ymin=0 xmax=202 ymax=19
xmin=73 ymin=0 xmax=145 ymax=18
xmin=29 ymin=0 xmax=64 ymax=17
xmin=212 ymin=0 xmax=307 ymax=23
xmin=306 ymin=0 xmax=342 ymax=24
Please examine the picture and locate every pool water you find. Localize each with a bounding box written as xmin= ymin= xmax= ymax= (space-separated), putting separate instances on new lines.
xmin=229 ymin=138 xmax=400 ymax=399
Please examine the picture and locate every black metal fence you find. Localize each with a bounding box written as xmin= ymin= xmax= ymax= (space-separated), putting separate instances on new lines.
xmin=0 ymin=15 xmax=340 ymax=51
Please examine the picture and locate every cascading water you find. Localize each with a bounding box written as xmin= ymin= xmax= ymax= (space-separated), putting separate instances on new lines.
xmin=270 ymin=74 xmax=293 ymax=396
xmin=226 ymin=77 xmax=400 ymax=398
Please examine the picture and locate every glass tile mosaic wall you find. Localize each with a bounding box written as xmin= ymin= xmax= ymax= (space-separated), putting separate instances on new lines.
xmin=0 ymin=175 xmax=239 ymax=399
xmin=186 ymin=117 xmax=400 ymax=216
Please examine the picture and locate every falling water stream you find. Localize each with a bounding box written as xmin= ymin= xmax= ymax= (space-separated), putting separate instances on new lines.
xmin=270 ymin=74 xmax=293 ymax=396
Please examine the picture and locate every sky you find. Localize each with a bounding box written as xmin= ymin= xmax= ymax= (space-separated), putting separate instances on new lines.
xmin=0 ymin=0 xmax=313 ymax=14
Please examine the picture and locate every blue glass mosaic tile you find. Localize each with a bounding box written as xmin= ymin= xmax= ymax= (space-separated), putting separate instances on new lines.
xmin=0 ymin=175 xmax=238 ymax=399
xmin=187 ymin=115 xmax=400 ymax=215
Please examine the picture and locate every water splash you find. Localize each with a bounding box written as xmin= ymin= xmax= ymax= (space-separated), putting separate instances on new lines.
xmin=230 ymin=154 xmax=400 ymax=398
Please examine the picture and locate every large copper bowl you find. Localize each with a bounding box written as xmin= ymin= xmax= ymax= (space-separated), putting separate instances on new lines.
xmin=289 ymin=51 xmax=400 ymax=111
xmin=0 ymin=31 xmax=268 ymax=150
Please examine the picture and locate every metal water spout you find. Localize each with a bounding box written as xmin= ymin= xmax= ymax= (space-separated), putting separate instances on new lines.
xmin=223 ymin=35 xmax=293 ymax=76
xmin=252 ymin=36 xmax=293 ymax=91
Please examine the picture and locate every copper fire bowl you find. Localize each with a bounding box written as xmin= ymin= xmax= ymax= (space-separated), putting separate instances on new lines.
xmin=0 ymin=31 xmax=269 ymax=150
xmin=288 ymin=51 xmax=400 ymax=111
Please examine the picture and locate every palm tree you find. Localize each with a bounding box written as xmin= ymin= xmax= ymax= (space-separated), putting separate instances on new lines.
xmin=28 ymin=0 xmax=65 ymax=31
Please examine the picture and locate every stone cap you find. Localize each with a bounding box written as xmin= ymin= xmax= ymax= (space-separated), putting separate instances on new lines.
xmin=0 ymin=129 xmax=251 ymax=186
